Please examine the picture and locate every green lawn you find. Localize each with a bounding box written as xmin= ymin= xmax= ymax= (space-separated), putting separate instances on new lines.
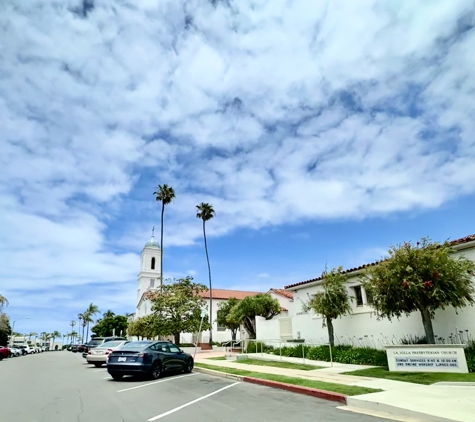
xmin=343 ymin=367 xmax=475 ymax=385
xmin=195 ymin=363 xmax=382 ymax=396
xmin=231 ymin=358 xmax=322 ymax=371
xmin=206 ymin=356 xmax=227 ymax=360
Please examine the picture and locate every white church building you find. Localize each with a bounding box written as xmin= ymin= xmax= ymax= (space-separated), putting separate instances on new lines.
xmin=256 ymin=234 xmax=475 ymax=347
xmin=133 ymin=233 xmax=263 ymax=345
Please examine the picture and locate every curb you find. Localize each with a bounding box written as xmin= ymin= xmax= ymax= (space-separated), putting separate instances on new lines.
xmin=194 ymin=367 xmax=347 ymax=404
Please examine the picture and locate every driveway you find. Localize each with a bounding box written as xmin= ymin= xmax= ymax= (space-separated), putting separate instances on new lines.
xmin=0 ymin=351 xmax=383 ymax=422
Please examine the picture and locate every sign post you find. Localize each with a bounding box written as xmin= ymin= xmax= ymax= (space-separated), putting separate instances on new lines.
xmin=194 ymin=308 xmax=207 ymax=360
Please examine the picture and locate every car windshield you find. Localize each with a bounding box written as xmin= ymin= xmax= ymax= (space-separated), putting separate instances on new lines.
xmin=88 ymin=339 xmax=104 ymax=346
xmin=100 ymin=341 xmax=122 ymax=348
xmin=118 ymin=341 xmax=151 ymax=350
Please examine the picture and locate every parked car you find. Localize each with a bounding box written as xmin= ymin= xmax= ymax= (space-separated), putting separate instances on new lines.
xmin=107 ymin=340 xmax=194 ymax=381
xmin=0 ymin=346 xmax=10 ymax=360
xmin=82 ymin=336 xmax=127 ymax=359
xmin=9 ymin=347 xmax=22 ymax=357
xmin=18 ymin=345 xmax=32 ymax=355
xmin=71 ymin=345 xmax=78 ymax=353
xmin=86 ymin=340 xmax=129 ymax=367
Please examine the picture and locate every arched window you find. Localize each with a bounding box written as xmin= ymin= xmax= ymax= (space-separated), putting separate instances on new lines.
xmin=151 ymin=257 xmax=156 ymax=270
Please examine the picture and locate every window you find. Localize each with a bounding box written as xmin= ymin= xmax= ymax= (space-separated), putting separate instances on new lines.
xmin=352 ymin=286 xmax=364 ymax=306
xmin=217 ymin=324 xmax=226 ymax=332
xmin=150 ymin=278 xmax=155 ymax=288
xmin=151 ymin=257 xmax=156 ymax=270
xmin=168 ymin=344 xmax=181 ymax=353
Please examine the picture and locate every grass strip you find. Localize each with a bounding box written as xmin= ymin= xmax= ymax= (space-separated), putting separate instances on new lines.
xmin=205 ymin=357 xmax=322 ymax=370
xmin=343 ymin=367 xmax=475 ymax=385
xmin=195 ymin=362 xmax=382 ymax=396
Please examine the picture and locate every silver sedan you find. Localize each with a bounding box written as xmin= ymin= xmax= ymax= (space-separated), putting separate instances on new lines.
xmin=86 ymin=340 xmax=129 ymax=367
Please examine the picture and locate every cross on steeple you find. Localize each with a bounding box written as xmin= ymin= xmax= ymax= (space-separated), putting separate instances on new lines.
xmin=152 ymin=226 xmax=155 ymax=237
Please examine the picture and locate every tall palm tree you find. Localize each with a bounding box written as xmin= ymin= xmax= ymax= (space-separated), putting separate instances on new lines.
xmin=77 ymin=313 xmax=83 ymax=338
xmin=78 ymin=312 xmax=87 ymax=344
xmin=84 ymin=303 xmax=100 ymax=343
xmin=28 ymin=332 xmax=37 ymax=344
xmin=153 ymin=184 xmax=175 ymax=287
xmin=69 ymin=321 xmax=76 ymax=343
xmin=196 ymin=202 xmax=216 ymax=345
xmin=50 ymin=331 xmax=61 ymax=350
xmin=103 ymin=310 xmax=115 ymax=319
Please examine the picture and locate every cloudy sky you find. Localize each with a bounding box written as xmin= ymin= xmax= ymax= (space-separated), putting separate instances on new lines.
xmin=1 ymin=0 xmax=474 ymax=336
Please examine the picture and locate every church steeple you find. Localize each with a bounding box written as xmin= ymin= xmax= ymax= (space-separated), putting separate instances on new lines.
xmin=137 ymin=228 xmax=162 ymax=308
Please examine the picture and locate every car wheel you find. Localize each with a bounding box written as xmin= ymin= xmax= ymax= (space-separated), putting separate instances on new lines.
xmin=111 ymin=374 xmax=123 ymax=381
xmin=184 ymin=359 xmax=194 ymax=373
xmin=151 ymin=361 xmax=162 ymax=380
xmin=94 ymin=363 xmax=102 ymax=368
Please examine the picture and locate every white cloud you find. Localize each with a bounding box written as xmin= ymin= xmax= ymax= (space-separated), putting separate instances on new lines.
xmin=1 ymin=0 xmax=475 ymax=330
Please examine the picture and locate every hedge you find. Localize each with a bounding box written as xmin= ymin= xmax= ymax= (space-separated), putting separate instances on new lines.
xmin=245 ymin=341 xmax=475 ymax=372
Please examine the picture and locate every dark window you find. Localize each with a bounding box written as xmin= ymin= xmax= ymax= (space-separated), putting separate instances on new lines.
xmin=168 ymin=344 xmax=181 ymax=353
xmin=151 ymin=257 xmax=156 ymax=270
xmin=353 ymin=286 xmax=364 ymax=306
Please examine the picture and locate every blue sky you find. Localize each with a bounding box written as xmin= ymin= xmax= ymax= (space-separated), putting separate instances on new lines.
xmin=1 ymin=0 xmax=475 ymax=336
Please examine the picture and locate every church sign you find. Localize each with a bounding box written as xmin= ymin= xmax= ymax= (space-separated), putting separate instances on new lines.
xmin=385 ymin=344 xmax=468 ymax=373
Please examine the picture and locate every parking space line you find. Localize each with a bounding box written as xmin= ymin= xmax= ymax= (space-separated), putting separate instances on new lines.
xmin=94 ymin=369 xmax=106 ymax=372
xmin=117 ymin=373 xmax=197 ymax=393
xmin=147 ymin=382 xmax=240 ymax=421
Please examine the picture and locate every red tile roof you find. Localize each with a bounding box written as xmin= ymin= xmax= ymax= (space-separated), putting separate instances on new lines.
xmin=269 ymin=288 xmax=294 ymax=300
xmin=285 ymin=233 xmax=475 ymax=290
xmin=198 ymin=289 xmax=262 ymax=300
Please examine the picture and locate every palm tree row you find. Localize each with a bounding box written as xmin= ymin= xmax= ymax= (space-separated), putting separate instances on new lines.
xmin=76 ymin=302 xmax=100 ymax=344
xmin=154 ymin=184 xmax=216 ymax=345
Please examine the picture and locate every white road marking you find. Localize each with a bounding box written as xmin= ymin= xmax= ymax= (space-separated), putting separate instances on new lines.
xmin=94 ymin=369 xmax=106 ymax=372
xmin=103 ymin=376 xmax=111 ymax=379
xmin=117 ymin=373 xmax=197 ymax=393
xmin=147 ymin=382 xmax=240 ymax=421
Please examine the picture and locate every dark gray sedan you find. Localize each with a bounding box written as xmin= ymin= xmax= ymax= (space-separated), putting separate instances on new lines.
xmin=107 ymin=341 xmax=194 ymax=381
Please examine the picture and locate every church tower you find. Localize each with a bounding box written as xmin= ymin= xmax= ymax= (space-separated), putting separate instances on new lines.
xmin=136 ymin=227 xmax=162 ymax=308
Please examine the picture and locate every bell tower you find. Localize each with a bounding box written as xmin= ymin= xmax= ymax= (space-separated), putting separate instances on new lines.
xmin=136 ymin=227 xmax=161 ymax=307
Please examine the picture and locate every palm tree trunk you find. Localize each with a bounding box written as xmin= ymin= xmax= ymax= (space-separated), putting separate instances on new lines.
xmin=160 ymin=202 xmax=165 ymax=289
xmin=86 ymin=323 xmax=90 ymax=344
xmin=203 ymin=220 xmax=213 ymax=345
xmin=82 ymin=325 xmax=85 ymax=344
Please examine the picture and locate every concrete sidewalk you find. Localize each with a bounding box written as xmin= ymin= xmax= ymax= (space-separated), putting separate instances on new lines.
xmin=195 ymin=352 xmax=475 ymax=422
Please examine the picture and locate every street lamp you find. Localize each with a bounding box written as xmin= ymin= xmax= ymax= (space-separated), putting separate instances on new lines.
xmin=10 ymin=317 xmax=30 ymax=347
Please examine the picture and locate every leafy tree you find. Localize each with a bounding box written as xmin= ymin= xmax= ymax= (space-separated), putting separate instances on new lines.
xmin=0 ymin=313 xmax=11 ymax=345
xmin=229 ymin=294 xmax=281 ymax=339
xmin=91 ymin=315 xmax=128 ymax=337
xmin=216 ymin=298 xmax=241 ymax=341
xmin=196 ymin=202 xmax=215 ymax=345
xmin=153 ymin=184 xmax=176 ymax=287
xmin=304 ymin=266 xmax=353 ymax=347
xmin=361 ymin=237 xmax=475 ymax=344
xmin=128 ymin=315 xmax=164 ymax=340
xmin=146 ymin=276 xmax=210 ymax=345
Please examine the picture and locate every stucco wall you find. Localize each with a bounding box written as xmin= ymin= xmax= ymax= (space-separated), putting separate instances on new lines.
xmin=257 ymin=245 xmax=475 ymax=346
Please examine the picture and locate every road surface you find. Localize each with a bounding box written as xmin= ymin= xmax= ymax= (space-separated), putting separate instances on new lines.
xmin=0 ymin=351 xmax=384 ymax=422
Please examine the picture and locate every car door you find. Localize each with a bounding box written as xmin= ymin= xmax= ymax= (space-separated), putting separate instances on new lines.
xmin=167 ymin=343 xmax=186 ymax=370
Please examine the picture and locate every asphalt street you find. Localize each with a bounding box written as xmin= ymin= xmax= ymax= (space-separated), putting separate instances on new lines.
xmin=0 ymin=351 xmax=384 ymax=422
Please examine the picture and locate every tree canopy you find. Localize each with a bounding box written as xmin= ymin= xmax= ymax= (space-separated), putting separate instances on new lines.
xmin=305 ymin=266 xmax=352 ymax=346
xmin=91 ymin=315 xmax=128 ymax=337
xmin=145 ymin=276 xmax=210 ymax=345
xmin=228 ymin=294 xmax=281 ymax=339
xmin=216 ymin=297 xmax=241 ymax=341
xmin=361 ymin=237 xmax=475 ymax=344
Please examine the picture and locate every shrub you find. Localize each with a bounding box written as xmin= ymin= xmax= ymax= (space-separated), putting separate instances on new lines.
xmin=400 ymin=335 xmax=428 ymax=345
xmin=269 ymin=344 xmax=387 ymax=366
xmin=465 ymin=340 xmax=475 ymax=373
xmin=245 ymin=341 xmax=274 ymax=354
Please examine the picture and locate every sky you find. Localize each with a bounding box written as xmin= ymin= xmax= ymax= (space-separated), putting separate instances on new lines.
xmin=1 ymin=0 xmax=475 ymax=336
